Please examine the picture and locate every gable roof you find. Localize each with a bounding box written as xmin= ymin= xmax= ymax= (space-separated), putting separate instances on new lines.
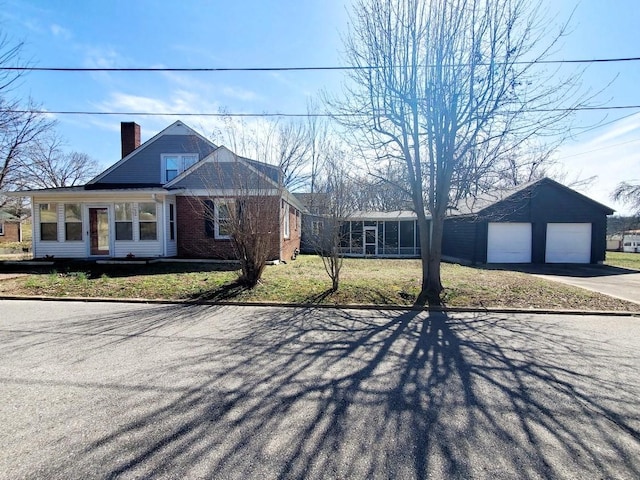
xmin=88 ymin=120 xmax=217 ymax=185
xmin=450 ymin=177 xmax=615 ymax=217
xmin=165 ymin=146 xmax=281 ymax=191
xmin=0 ymin=211 xmax=20 ymax=222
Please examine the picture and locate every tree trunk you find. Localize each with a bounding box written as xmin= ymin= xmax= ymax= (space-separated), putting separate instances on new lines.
xmin=414 ymin=211 xmax=431 ymax=306
xmin=426 ymin=212 xmax=445 ymax=304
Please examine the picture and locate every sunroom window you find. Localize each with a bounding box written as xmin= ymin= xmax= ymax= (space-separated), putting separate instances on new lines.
xmin=40 ymin=203 xmax=58 ymax=241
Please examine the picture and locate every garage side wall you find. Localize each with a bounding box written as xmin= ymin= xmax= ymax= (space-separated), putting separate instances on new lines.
xmin=442 ymin=217 xmax=480 ymax=264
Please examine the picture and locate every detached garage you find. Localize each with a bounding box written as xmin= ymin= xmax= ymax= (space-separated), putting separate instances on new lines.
xmin=442 ymin=177 xmax=614 ymax=265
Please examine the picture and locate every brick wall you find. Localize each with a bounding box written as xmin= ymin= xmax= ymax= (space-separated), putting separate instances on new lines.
xmin=0 ymin=222 xmax=20 ymax=243
xmin=176 ymin=196 xmax=236 ymax=258
xmin=282 ymin=203 xmax=301 ymax=261
xmin=176 ymin=195 xmax=283 ymax=260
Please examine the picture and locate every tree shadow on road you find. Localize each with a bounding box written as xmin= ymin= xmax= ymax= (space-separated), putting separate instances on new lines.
xmin=4 ymin=304 xmax=640 ymax=479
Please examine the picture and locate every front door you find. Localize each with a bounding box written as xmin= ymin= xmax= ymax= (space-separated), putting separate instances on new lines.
xmin=364 ymin=226 xmax=377 ymax=256
xmin=89 ymin=207 xmax=110 ymax=256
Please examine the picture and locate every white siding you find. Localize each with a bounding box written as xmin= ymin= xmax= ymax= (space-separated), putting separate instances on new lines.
xmin=165 ymin=199 xmax=177 ymax=257
xmin=113 ymin=241 xmax=163 ymax=258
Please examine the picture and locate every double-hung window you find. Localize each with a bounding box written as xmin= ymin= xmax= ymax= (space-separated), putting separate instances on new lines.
xmin=169 ymin=203 xmax=176 ymax=241
xmin=139 ymin=203 xmax=158 ymax=240
xmin=215 ymin=200 xmax=233 ymax=239
xmin=115 ymin=203 xmax=133 ymax=241
xmin=40 ymin=203 xmax=58 ymax=241
xmin=64 ymin=204 xmax=82 ymax=241
xmin=282 ymin=201 xmax=290 ymax=239
xmin=163 ymin=154 xmax=198 ymax=182
xmin=205 ymin=199 xmax=234 ymax=240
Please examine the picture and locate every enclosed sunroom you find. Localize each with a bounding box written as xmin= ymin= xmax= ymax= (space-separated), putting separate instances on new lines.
xmin=339 ymin=211 xmax=423 ymax=258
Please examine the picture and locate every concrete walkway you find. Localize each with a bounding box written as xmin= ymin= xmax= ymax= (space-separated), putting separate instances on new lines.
xmin=532 ymin=265 xmax=640 ymax=305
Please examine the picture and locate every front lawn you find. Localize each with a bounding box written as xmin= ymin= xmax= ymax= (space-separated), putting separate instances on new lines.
xmin=0 ymin=255 xmax=637 ymax=311
xmin=605 ymin=251 xmax=640 ymax=271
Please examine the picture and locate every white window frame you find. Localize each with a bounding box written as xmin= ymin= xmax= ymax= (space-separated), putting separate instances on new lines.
xmin=161 ymin=154 xmax=199 ymax=183
xmin=283 ymin=201 xmax=290 ymax=239
xmin=39 ymin=203 xmax=59 ymax=242
xmin=0 ymin=222 xmax=4 ymax=236
xmin=214 ymin=199 xmax=234 ymax=240
xmin=312 ymin=220 xmax=323 ymax=236
xmin=64 ymin=203 xmax=83 ymax=242
xmin=168 ymin=202 xmax=176 ymax=242
xmin=138 ymin=202 xmax=158 ymax=241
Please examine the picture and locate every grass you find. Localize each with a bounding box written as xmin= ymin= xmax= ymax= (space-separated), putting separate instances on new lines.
xmin=0 ymin=254 xmax=637 ymax=311
xmin=605 ymin=251 xmax=640 ymax=271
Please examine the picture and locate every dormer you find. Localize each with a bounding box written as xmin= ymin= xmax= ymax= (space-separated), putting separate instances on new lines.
xmin=88 ymin=121 xmax=218 ymax=187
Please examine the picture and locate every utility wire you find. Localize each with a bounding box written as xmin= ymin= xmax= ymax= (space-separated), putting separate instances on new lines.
xmin=7 ymin=104 xmax=640 ymax=117
xmin=2 ymin=56 xmax=640 ymax=72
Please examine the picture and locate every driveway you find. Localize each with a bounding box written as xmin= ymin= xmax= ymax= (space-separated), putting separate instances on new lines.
xmin=1 ymin=301 xmax=639 ymax=479
xmin=525 ymin=264 xmax=640 ymax=305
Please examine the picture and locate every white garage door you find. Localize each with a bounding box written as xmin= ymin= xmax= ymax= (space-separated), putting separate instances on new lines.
xmin=545 ymin=223 xmax=592 ymax=263
xmin=487 ymin=223 xmax=532 ymax=263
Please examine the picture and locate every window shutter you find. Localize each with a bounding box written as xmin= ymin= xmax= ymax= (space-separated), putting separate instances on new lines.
xmin=204 ymin=200 xmax=215 ymax=238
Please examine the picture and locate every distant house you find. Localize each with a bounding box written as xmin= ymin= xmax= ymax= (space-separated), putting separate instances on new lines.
xmin=622 ymin=230 xmax=640 ymax=253
xmin=0 ymin=211 xmax=21 ymax=243
xmin=8 ymin=121 xmax=302 ymax=261
xmin=606 ymin=234 xmax=622 ymax=252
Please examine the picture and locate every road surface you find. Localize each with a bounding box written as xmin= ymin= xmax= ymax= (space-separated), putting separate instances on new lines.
xmin=0 ymin=300 xmax=639 ymax=479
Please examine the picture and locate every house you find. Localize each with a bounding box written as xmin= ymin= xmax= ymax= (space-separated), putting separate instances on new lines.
xmin=442 ymin=177 xmax=614 ymax=264
xmin=8 ymin=121 xmax=302 ymax=261
xmin=0 ymin=211 xmax=21 ymax=243
xmin=622 ymin=230 xmax=640 ymax=253
xmin=606 ymin=234 xmax=622 ymax=252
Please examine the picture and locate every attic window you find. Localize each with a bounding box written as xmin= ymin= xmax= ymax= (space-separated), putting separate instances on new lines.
xmin=162 ymin=154 xmax=198 ymax=182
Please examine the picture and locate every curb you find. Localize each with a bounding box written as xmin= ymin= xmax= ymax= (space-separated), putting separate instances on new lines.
xmin=1 ymin=294 xmax=639 ymax=317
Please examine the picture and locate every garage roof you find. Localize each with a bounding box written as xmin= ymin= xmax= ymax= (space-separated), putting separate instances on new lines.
xmin=449 ymin=177 xmax=614 ymax=217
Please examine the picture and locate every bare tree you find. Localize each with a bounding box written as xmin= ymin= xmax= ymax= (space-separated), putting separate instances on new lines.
xmin=212 ymin=107 xmax=331 ymax=193
xmin=12 ymin=131 xmax=101 ymax=189
xmin=334 ymin=0 xmax=587 ymax=303
xmin=0 ymin=33 xmax=54 ymax=203
xmin=612 ymin=181 xmax=640 ymax=216
xmin=309 ymin=151 xmax=355 ymax=292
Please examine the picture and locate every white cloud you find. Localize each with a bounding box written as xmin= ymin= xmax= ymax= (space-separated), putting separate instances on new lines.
xmin=50 ymin=23 xmax=72 ymax=40
xmin=220 ymin=86 xmax=259 ymax=102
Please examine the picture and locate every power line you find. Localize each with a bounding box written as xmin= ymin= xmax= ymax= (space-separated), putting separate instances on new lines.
xmin=555 ymin=138 xmax=640 ymax=161
xmin=2 ymin=56 xmax=640 ymax=72
xmin=7 ymin=104 xmax=640 ymax=118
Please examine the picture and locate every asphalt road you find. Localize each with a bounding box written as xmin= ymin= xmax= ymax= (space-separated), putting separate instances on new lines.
xmin=1 ymin=301 xmax=639 ymax=479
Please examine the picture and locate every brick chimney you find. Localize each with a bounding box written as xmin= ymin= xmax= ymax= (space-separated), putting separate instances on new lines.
xmin=121 ymin=122 xmax=141 ymax=158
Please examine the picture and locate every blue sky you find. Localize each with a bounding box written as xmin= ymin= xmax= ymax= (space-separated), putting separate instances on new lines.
xmin=1 ymin=0 xmax=639 ymax=214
